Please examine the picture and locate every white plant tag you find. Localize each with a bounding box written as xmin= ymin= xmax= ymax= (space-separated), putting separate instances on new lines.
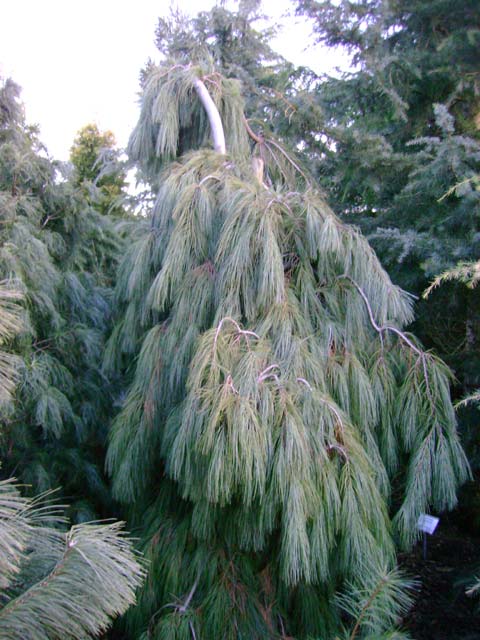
xmin=417 ymin=514 xmax=439 ymax=535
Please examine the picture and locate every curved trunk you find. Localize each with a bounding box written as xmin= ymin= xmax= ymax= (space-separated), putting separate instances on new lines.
xmin=193 ymin=78 xmax=226 ymax=155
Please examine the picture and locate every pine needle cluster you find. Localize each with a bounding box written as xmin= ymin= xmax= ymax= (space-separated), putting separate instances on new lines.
xmin=0 ymin=478 xmax=145 ymax=640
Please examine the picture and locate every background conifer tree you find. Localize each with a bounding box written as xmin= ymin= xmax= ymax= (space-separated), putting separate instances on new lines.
xmin=292 ymin=0 xmax=480 ymax=403
xmin=0 ymin=273 xmax=145 ymax=640
xmin=294 ymin=0 xmax=480 ymax=529
xmin=105 ymin=47 xmax=468 ymax=638
xmin=0 ymin=78 xmax=122 ymax=521
xmin=70 ymin=123 xmax=128 ymax=218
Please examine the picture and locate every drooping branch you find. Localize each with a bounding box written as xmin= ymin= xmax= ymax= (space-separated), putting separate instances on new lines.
xmin=265 ymin=138 xmax=310 ymax=183
xmin=243 ymin=116 xmax=264 ymax=145
xmin=193 ymin=78 xmax=226 ymax=155
xmin=213 ymin=317 xmax=259 ymax=349
xmin=243 ymin=116 xmax=310 ymax=184
xmin=178 ymin=577 xmax=199 ymax=614
xmin=340 ymin=275 xmax=422 ymax=356
xmin=341 ymin=275 xmax=436 ymax=409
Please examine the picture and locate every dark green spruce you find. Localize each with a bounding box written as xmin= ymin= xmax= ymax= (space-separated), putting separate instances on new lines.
xmin=294 ymin=0 xmax=480 ymax=393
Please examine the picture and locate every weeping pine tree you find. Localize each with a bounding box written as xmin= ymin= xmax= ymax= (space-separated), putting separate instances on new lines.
xmin=107 ymin=59 xmax=470 ymax=638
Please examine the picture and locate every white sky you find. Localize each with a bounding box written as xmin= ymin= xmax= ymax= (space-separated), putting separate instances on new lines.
xmin=0 ymin=0 xmax=346 ymax=161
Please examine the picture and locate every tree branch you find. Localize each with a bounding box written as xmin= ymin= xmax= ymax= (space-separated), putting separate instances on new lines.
xmin=340 ymin=275 xmax=436 ymax=409
xmin=178 ymin=577 xmax=199 ymax=613
xmin=348 ymin=576 xmax=387 ymax=640
xmin=193 ymin=78 xmax=226 ymax=155
xmin=243 ymin=116 xmax=264 ymax=144
xmin=341 ymin=275 xmax=422 ymax=356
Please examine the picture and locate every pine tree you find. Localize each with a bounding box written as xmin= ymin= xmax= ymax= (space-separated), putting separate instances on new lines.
xmin=0 ymin=275 xmax=145 ymax=640
xmin=70 ymin=123 xmax=128 ymax=218
xmin=0 ymin=77 xmax=121 ymax=520
xmin=106 ymin=55 xmax=468 ymax=638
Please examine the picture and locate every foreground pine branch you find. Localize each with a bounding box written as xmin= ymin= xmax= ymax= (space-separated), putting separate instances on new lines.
xmin=0 ymin=480 xmax=145 ymax=640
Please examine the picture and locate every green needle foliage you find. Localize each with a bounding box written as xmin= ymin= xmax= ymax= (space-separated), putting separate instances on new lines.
xmin=0 ymin=478 xmax=145 ymax=640
xmin=0 ymin=224 xmax=145 ymax=639
xmin=0 ymin=246 xmax=145 ymax=639
xmin=106 ymin=57 xmax=468 ymax=638
xmin=335 ymin=563 xmax=417 ymax=640
xmin=0 ymin=282 xmax=23 ymax=406
xmin=0 ymin=78 xmax=123 ymax=519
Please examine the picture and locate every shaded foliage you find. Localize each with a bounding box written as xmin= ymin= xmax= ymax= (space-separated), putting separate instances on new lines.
xmin=0 ymin=78 xmax=122 ymax=521
xmin=0 ymin=257 xmax=144 ymax=639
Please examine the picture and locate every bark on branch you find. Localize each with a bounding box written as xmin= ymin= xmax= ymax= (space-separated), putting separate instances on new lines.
xmin=341 ymin=274 xmax=436 ymax=410
xmin=193 ymin=78 xmax=226 ymax=155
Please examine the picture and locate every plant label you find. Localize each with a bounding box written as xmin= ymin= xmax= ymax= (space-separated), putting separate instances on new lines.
xmin=417 ymin=514 xmax=439 ymax=535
